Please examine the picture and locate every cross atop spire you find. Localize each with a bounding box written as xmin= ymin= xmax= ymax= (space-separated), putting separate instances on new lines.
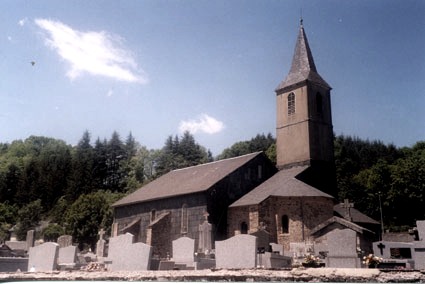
xmin=275 ymin=22 xmax=331 ymax=93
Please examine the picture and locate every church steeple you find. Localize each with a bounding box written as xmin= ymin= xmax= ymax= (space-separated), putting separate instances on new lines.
xmin=274 ymin=22 xmax=336 ymax=196
xmin=275 ymin=22 xmax=335 ymax=184
xmin=276 ymin=22 xmax=330 ymax=94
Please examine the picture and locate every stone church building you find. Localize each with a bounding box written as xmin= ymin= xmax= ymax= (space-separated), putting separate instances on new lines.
xmin=112 ymin=22 xmax=379 ymax=260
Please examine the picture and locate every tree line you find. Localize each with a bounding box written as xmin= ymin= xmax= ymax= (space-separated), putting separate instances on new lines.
xmin=0 ymin=130 xmax=210 ymax=248
xmin=0 ymin=131 xmax=423 ymax=249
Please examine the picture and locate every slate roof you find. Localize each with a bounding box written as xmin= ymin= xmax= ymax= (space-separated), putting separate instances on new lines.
xmin=276 ymin=24 xmax=331 ymax=93
xmin=113 ymin=152 xmax=264 ymax=207
xmin=229 ymin=166 xmax=333 ymax=207
xmin=334 ymin=204 xmax=380 ymax=225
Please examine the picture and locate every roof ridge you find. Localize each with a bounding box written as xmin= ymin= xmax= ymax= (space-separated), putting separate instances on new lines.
xmin=173 ymin=151 xmax=263 ymax=172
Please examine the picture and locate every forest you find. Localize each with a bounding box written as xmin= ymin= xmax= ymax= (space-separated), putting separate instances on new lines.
xmin=0 ymin=131 xmax=423 ymax=249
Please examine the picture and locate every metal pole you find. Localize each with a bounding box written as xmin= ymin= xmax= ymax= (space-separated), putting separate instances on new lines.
xmin=378 ymin=192 xmax=384 ymax=241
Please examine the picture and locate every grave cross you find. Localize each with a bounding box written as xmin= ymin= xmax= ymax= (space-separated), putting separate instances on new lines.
xmin=98 ymin=228 xmax=106 ymax=241
xmin=377 ymin=242 xmax=386 ymax=255
xmin=203 ymin=211 xmax=209 ymax=222
xmin=341 ymin=199 xmax=354 ymax=221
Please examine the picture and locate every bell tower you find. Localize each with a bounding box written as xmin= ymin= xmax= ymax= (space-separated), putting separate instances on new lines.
xmin=275 ymin=21 xmax=336 ymax=195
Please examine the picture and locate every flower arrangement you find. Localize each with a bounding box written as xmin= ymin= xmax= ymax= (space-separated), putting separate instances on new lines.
xmin=303 ymin=254 xmax=321 ymax=267
xmin=363 ymin=254 xmax=383 ymax=268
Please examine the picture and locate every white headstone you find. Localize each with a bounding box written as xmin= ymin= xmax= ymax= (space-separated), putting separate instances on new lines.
xmin=107 ymin=233 xmax=152 ymax=271
xmin=172 ymin=236 xmax=195 ymax=266
xmin=58 ymin=245 xmax=77 ymax=265
xmin=215 ymin=234 xmax=257 ymax=269
xmin=28 ymin=242 xmax=59 ymax=272
xmin=416 ymin=221 xmax=425 ymax=241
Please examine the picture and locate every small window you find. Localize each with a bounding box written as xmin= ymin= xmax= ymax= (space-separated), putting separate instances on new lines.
xmin=241 ymin=222 xmax=248 ymax=234
xmin=181 ymin=204 xmax=188 ymax=233
xmin=288 ymin=92 xmax=295 ymax=116
xmin=258 ymin=165 xmax=263 ymax=180
xmin=150 ymin=209 xmax=156 ymax=222
xmin=316 ymin=92 xmax=323 ymax=114
xmin=281 ymin=215 xmax=289 ymax=234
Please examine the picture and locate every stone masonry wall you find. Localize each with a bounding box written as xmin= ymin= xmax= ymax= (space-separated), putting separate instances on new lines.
xmin=113 ymin=193 xmax=207 ymax=259
xmin=228 ymin=196 xmax=334 ymax=253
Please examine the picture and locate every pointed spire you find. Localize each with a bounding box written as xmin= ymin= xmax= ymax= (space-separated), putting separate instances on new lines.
xmin=276 ymin=22 xmax=330 ymax=93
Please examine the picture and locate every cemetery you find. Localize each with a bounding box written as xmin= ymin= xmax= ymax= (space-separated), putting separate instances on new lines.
xmin=1 ymin=219 xmax=425 ymax=275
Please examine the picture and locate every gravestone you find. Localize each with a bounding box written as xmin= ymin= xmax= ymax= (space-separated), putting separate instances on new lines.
xmin=26 ymin=230 xmax=35 ymax=250
xmin=28 ymin=242 xmax=59 ymax=272
xmin=416 ymin=221 xmax=425 ymax=241
xmin=96 ymin=228 xmax=106 ymax=257
xmin=373 ymin=241 xmax=414 ymax=269
xmin=289 ymin=242 xmax=314 ymax=257
xmin=57 ymin=235 xmax=73 ymax=248
xmin=270 ymin=243 xmax=284 ymax=255
xmin=215 ymin=234 xmax=257 ymax=269
xmin=198 ymin=216 xmax=212 ymax=254
xmin=250 ymin=229 xmax=270 ymax=253
xmin=326 ymin=228 xmax=360 ymax=268
xmin=414 ymin=242 xmax=425 ymax=270
xmin=58 ymin=245 xmax=77 ymax=270
xmin=373 ymin=241 xmax=413 ymax=259
xmin=172 ymin=236 xmax=195 ymax=267
xmin=107 ymin=233 xmax=152 ymax=271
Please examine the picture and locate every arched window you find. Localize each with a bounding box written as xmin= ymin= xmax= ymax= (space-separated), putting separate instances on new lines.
xmin=316 ymin=92 xmax=323 ymax=114
xmin=150 ymin=209 xmax=156 ymax=223
xmin=241 ymin=222 xmax=248 ymax=234
xmin=181 ymin=204 xmax=188 ymax=233
xmin=288 ymin=92 xmax=295 ymax=116
xmin=281 ymin=215 xmax=289 ymax=234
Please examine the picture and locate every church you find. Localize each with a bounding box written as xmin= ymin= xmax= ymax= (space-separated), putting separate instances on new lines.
xmin=112 ymin=22 xmax=379 ymax=261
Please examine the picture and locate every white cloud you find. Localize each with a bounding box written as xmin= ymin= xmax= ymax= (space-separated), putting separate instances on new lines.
xmin=179 ymin=114 xmax=225 ymax=135
xmin=35 ymin=18 xmax=148 ymax=84
xmin=18 ymin=18 xmax=28 ymax=26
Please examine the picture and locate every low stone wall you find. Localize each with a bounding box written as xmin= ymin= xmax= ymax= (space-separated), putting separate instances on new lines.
xmin=0 ymin=268 xmax=425 ymax=282
xmin=0 ymin=258 xmax=28 ymax=272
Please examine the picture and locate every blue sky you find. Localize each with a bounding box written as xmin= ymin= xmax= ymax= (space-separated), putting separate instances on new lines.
xmin=1 ymin=0 xmax=424 ymax=155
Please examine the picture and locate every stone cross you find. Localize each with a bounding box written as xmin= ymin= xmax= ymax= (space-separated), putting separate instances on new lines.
xmin=341 ymin=199 xmax=354 ymax=221
xmin=203 ymin=211 xmax=209 ymax=222
xmin=96 ymin=228 xmax=106 ymax=257
xmin=198 ymin=214 xmax=212 ymax=255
